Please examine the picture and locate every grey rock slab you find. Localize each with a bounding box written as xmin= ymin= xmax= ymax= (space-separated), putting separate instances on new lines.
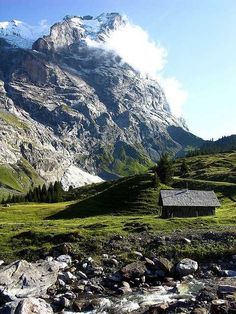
xmin=0 ymin=260 xmax=61 ymax=299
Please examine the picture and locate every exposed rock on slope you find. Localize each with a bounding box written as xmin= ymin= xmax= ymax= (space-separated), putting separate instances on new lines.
xmin=0 ymin=13 xmax=203 ymax=189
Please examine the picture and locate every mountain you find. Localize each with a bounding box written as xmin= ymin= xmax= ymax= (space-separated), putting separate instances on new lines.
xmin=0 ymin=13 xmax=203 ymax=191
xmin=0 ymin=19 xmax=49 ymax=48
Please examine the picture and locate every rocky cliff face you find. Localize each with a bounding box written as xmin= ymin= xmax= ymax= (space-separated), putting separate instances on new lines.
xmin=0 ymin=13 xmax=203 ymax=190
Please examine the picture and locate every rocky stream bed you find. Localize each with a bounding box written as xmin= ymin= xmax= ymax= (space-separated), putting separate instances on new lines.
xmin=0 ymin=234 xmax=236 ymax=314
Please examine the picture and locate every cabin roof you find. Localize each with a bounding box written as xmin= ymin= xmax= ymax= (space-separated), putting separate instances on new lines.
xmin=160 ymin=190 xmax=220 ymax=207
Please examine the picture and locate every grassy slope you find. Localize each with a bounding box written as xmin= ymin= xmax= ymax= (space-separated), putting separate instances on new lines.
xmin=0 ymin=159 xmax=44 ymax=200
xmin=0 ymin=152 xmax=235 ymax=262
xmin=54 ymin=173 xmax=162 ymax=218
xmin=174 ymin=151 xmax=236 ymax=183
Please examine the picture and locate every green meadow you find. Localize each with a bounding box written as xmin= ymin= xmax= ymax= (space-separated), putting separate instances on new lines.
xmin=0 ymin=152 xmax=235 ymax=262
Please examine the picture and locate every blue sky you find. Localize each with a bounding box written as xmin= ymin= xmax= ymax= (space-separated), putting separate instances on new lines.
xmin=0 ymin=0 xmax=235 ymax=140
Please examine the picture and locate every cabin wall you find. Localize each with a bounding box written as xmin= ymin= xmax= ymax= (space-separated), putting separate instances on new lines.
xmin=161 ymin=206 xmax=215 ymax=218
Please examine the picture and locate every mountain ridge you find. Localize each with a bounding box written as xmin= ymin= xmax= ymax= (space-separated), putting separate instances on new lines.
xmin=0 ymin=13 xmax=203 ymax=190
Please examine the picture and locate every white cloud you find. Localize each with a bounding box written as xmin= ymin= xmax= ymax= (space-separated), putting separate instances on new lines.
xmin=87 ymin=20 xmax=188 ymax=117
xmin=158 ymin=77 xmax=188 ymax=117
xmin=104 ymin=23 xmax=167 ymax=76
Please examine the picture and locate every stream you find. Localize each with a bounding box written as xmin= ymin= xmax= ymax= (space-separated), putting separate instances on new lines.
xmin=64 ymin=278 xmax=207 ymax=313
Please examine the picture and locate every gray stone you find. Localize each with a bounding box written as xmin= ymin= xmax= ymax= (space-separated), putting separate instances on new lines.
xmin=77 ymin=270 xmax=87 ymax=279
xmin=218 ymin=284 xmax=236 ymax=296
xmin=175 ymin=258 xmax=198 ymax=277
xmin=121 ymin=261 xmax=146 ymax=280
xmin=153 ymin=257 xmax=173 ymax=274
xmin=133 ymin=251 xmax=143 ymax=258
xmin=14 ymin=297 xmax=53 ymax=314
xmin=56 ymin=255 xmax=72 ymax=265
xmin=222 ymin=269 xmax=236 ymax=277
xmin=0 ymin=260 xmax=61 ymax=299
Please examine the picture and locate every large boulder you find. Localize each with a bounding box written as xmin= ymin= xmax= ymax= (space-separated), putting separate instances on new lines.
xmin=0 ymin=260 xmax=61 ymax=299
xmin=175 ymin=258 xmax=198 ymax=277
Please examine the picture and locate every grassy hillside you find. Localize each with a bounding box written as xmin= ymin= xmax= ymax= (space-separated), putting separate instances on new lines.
xmin=174 ymin=151 xmax=236 ymax=183
xmin=54 ymin=173 xmax=164 ymax=218
xmin=0 ymin=159 xmax=44 ymax=200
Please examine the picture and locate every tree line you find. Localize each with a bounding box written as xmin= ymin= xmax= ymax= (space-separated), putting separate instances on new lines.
xmin=1 ymin=181 xmax=64 ymax=204
xmin=152 ymin=153 xmax=190 ymax=186
xmin=187 ymin=135 xmax=236 ymax=157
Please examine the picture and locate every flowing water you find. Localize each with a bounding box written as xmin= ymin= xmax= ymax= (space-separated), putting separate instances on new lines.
xmin=65 ymin=278 xmax=206 ymax=313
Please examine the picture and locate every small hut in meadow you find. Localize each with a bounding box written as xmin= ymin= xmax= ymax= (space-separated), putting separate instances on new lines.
xmin=159 ymin=189 xmax=220 ymax=218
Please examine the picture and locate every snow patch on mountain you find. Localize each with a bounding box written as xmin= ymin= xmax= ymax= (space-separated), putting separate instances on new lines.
xmin=61 ymin=165 xmax=103 ymax=190
xmin=0 ymin=19 xmax=49 ymax=48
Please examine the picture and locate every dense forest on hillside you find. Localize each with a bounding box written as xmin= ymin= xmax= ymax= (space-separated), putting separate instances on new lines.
xmin=188 ymin=135 xmax=236 ymax=156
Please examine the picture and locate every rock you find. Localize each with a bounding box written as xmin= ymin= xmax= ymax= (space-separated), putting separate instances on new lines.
xmin=144 ymin=303 xmax=169 ymax=313
xmin=133 ymin=251 xmax=143 ymax=258
xmin=222 ymin=269 xmax=236 ymax=277
xmin=64 ymin=291 xmax=76 ymax=300
xmin=120 ymin=261 xmax=147 ymax=280
xmin=58 ymin=271 xmax=76 ymax=283
xmin=121 ymin=281 xmax=131 ymax=289
xmin=116 ymin=286 xmax=132 ymax=294
xmin=0 ymin=289 xmax=17 ymax=304
xmin=102 ymin=254 xmax=109 ymax=260
xmin=73 ymin=299 xmax=86 ymax=312
xmin=57 ymin=278 xmax=66 ymax=287
xmin=182 ymin=238 xmax=191 ymax=244
xmin=91 ymin=266 xmax=104 ymax=276
xmin=104 ymin=258 xmax=119 ymax=267
xmin=197 ymin=288 xmax=217 ymax=302
xmin=192 ymin=308 xmax=207 ymax=314
xmin=218 ymin=285 xmax=236 ymax=298
xmin=77 ymin=270 xmax=87 ymax=279
xmin=0 ymin=260 xmax=61 ymax=299
xmin=75 ymin=284 xmax=85 ymax=293
xmin=153 ymin=257 xmax=173 ymax=274
xmin=211 ymin=299 xmax=229 ymax=313
xmin=0 ymin=300 xmax=20 ymax=314
xmin=14 ymin=297 xmax=53 ymax=314
xmin=59 ymin=296 xmax=70 ymax=308
xmin=145 ymin=257 xmax=155 ymax=268
xmin=56 ymin=255 xmax=72 ymax=265
xmin=109 ymin=272 xmax=123 ymax=282
xmin=175 ymin=258 xmax=198 ymax=277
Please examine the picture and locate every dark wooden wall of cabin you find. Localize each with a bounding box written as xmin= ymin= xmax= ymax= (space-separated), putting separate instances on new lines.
xmin=161 ymin=206 xmax=215 ymax=218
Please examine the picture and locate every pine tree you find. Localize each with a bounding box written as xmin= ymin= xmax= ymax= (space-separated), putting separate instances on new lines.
xmin=155 ymin=153 xmax=173 ymax=185
xmin=48 ymin=183 xmax=54 ymax=203
xmin=53 ymin=181 xmax=63 ymax=202
xmin=153 ymin=172 xmax=160 ymax=188
xmin=41 ymin=184 xmax=47 ymax=202
xmin=180 ymin=159 xmax=189 ymax=177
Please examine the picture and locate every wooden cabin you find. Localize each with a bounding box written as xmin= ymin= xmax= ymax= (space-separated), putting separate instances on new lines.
xmin=159 ymin=189 xmax=220 ymax=218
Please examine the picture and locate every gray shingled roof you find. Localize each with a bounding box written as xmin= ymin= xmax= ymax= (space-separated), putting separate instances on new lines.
xmin=160 ymin=190 xmax=220 ymax=207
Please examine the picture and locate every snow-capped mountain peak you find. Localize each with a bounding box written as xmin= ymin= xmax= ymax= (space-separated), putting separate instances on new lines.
xmin=0 ymin=19 xmax=50 ymax=48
